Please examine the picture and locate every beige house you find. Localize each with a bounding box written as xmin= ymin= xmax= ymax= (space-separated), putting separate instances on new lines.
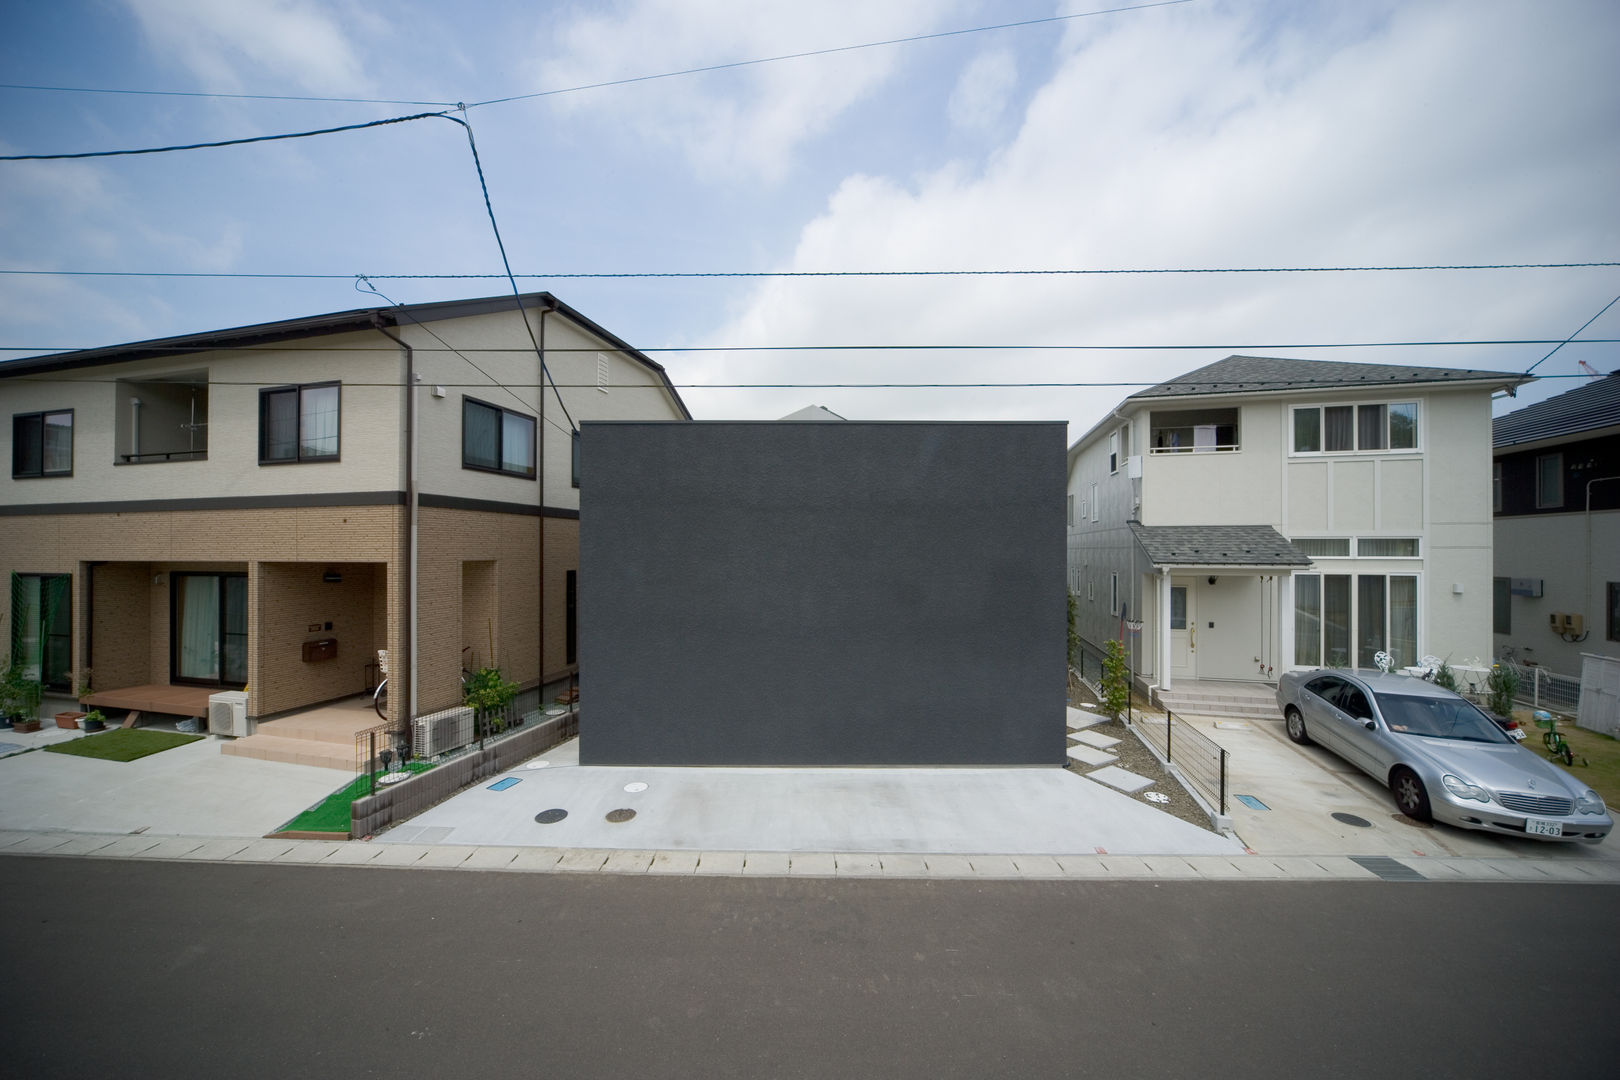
xmin=1 ymin=292 xmax=689 ymax=728
xmin=1066 ymin=355 xmax=1529 ymax=703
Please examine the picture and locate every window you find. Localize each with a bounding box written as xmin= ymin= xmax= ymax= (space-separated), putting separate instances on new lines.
xmin=571 ymin=429 xmax=580 ymax=488
xmin=1294 ymin=537 xmax=1350 ymax=558
xmin=1110 ymin=572 xmax=1119 ymax=616
xmin=1090 ymin=483 xmax=1099 ymax=522
xmin=596 ymin=352 xmax=610 ymax=393
xmin=260 ymin=383 xmax=339 ymax=463
xmin=1494 ymin=577 xmax=1511 ymax=635
xmin=1609 ymin=583 xmax=1620 ymax=642
xmin=1295 ymin=573 xmax=1417 ymax=670
xmin=1066 ymin=494 xmax=1074 ymax=526
xmin=171 ymin=572 xmax=247 ymax=687
xmin=1536 ymin=453 xmax=1562 ymax=509
xmin=1493 ymin=461 xmax=1502 ymax=513
xmin=1357 ymin=538 xmax=1420 ymax=558
xmin=1109 ymin=431 xmax=1119 ymax=473
xmin=1295 ymin=574 xmax=1352 ymax=667
xmin=12 ymin=410 xmax=73 ymax=478
xmin=1170 ymin=587 xmax=1187 ymax=630
xmin=11 ymin=573 xmax=71 ymax=690
xmin=1150 ymin=407 xmax=1239 ymax=452
xmin=1292 ymin=402 xmax=1418 ymax=454
xmin=462 ymin=397 xmax=536 ymax=479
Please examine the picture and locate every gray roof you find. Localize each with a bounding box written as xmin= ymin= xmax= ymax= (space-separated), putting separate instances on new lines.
xmin=1129 ymin=354 xmax=1528 ymax=399
xmin=1129 ymin=523 xmax=1312 ymax=568
xmin=777 ymin=405 xmax=848 ymax=421
xmin=1493 ymin=372 xmax=1620 ymax=448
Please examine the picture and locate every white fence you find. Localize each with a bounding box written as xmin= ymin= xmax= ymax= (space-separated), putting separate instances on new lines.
xmin=1501 ymin=660 xmax=1581 ymax=715
xmin=1577 ymin=654 xmax=1620 ymax=737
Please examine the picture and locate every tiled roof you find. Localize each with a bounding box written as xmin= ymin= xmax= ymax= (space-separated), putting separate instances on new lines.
xmin=1493 ymin=373 xmax=1620 ymax=448
xmin=1129 ymin=354 xmax=1527 ymax=399
xmin=1129 ymin=523 xmax=1312 ymax=568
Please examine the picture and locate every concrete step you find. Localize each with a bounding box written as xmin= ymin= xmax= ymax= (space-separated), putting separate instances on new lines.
xmin=219 ymin=734 xmax=354 ymax=771
xmin=1157 ymin=697 xmax=1282 ymax=720
xmin=250 ymin=719 xmax=373 ymax=745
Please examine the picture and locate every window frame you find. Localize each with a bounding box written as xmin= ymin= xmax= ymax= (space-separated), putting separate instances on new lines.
xmin=258 ymin=382 xmax=341 ymax=465
xmin=1492 ymin=461 xmax=1503 ymax=514
xmin=1535 ymin=452 xmax=1563 ymax=509
xmin=460 ymin=395 xmax=537 ymax=480
xmin=1355 ymin=537 xmax=1421 ymax=559
xmin=1608 ymin=582 xmax=1620 ymax=642
xmin=11 ymin=408 xmax=74 ymax=479
xmin=1110 ymin=572 xmax=1119 ymax=616
xmin=1290 ymin=400 xmax=1420 ymax=456
xmin=1494 ymin=577 xmax=1511 ymax=636
xmin=1294 ymin=571 xmax=1420 ymax=670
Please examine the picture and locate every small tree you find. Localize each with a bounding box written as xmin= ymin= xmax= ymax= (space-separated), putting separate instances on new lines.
xmin=1433 ymin=659 xmax=1457 ymax=692
xmin=464 ymin=666 xmax=519 ymax=738
xmin=1486 ymin=663 xmax=1519 ymax=717
xmin=1101 ymin=638 xmax=1130 ymax=720
xmin=1066 ymin=591 xmax=1080 ymax=669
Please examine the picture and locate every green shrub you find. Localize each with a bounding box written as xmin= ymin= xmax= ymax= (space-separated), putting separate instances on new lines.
xmin=1433 ymin=659 xmax=1457 ymax=692
xmin=464 ymin=666 xmax=519 ymax=737
xmin=1486 ymin=663 xmax=1519 ymax=716
xmin=1101 ymin=639 xmax=1130 ymax=720
xmin=1067 ymin=591 xmax=1080 ymax=668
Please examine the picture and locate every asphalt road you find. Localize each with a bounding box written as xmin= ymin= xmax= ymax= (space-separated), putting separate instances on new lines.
xmin=3 ymin=857 xmax=1616 ymax=1079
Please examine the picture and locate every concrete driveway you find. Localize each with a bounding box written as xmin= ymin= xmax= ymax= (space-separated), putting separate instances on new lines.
xmin=1195 ymin=714 xmax=1618 ymax=864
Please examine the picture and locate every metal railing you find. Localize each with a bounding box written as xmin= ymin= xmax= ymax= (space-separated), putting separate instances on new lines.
xmin=1502 ymin=661 xmax=1581 ymax=715
xmin=353 ymin=685 xmax=562 ymax=795
xmin=1129 ymin=705 xmax=1228 ymax=815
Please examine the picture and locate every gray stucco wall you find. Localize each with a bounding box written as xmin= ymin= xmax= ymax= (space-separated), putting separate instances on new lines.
xmin=578 ymin=421 xmax=1067 ymax=766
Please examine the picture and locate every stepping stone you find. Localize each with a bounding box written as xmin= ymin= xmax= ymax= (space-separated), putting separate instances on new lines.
xmin=1086 ymin=765 xmax=1156 ymax=793
xmin=1065 ymin=744 xmax=1116 ymax=766
xmin=1073 ymin=731 xmax=1121 ymax=750
xmin=1066 ymin=706 xmax=1107 ymax=730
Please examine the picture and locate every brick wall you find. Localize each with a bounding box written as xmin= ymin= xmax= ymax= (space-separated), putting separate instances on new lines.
xmin=254 ymin=561 xmax=382 ymax=716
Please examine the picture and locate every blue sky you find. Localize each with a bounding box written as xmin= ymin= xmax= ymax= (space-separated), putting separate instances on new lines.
xmin=2 ymin=0 xmax=1617 ymax=433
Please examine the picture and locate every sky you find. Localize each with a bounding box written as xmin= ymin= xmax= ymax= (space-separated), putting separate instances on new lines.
xmin=2 ymin=0 xmax=1617 ymax=438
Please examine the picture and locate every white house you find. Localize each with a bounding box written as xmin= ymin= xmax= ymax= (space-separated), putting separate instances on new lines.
xmin=1066 ymin=355 xmax=1529 ymax=705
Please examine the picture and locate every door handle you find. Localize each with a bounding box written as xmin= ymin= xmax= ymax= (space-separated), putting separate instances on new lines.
xmin=1190 ymin=627 xmax=1196 ymax=652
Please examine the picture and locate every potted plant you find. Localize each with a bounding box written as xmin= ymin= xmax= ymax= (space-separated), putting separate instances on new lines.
xmin=79 ymin=709 xmax=108 ymax=733
xmin=0 ymin=663 xmax=43 ymax=733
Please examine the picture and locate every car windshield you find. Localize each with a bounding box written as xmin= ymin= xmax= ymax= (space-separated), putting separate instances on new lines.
xmin=1376 ymin=694 xmax=1511 ymax=743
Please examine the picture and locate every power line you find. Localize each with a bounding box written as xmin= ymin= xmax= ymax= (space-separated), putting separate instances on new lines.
xmin=1 ymin=262 xmax=1614 ymax=280
xmin=2 ymin=376 xmax=1588 ymax=390
xmin=469 ymin=1 xmax=1195 ymax=108
xmin=1524 ymin=293 xmax=1620 ymax=375
xmin=0 ymin=109 xmax=450 ymax=161
xmin=0 ymin=83 xmax=454 ymax=107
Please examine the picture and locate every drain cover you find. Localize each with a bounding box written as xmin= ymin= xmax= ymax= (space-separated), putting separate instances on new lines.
xmin=604 ymin=808 xmax=636 ymax=823
xmin=526 ymin=760 xmax=550 ymax=769
xmin=1391 ymin=813 xmax=1434 ymax=829
xmin=1330 ymin=812 xmax=1372 ymax=828
xmin=534 ymin=808 xmax=568 ymax=824
xmin=624 ymin=782 xmax=648 ymax=793
xmin=1143 ymin=791 xmax=1170 ymax=803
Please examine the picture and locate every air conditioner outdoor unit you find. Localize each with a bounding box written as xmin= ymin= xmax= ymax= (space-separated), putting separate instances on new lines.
xmin=207 ymin=691 xmax=252 ymax=737
xmin=412 ymin=706 xmax=475 ymax=759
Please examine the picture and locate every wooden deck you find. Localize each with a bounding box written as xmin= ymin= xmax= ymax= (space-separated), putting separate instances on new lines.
xmin=80 ymin=683 xmax=216 ymax=718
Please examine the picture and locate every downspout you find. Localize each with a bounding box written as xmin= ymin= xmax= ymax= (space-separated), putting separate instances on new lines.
xmin=537 ymin=304 xmax=547 ymax=690
xmin=1587 ymin=476 xmax=1620 ymax=633
xmin=372 ymin=317 xmax=415 ymax=725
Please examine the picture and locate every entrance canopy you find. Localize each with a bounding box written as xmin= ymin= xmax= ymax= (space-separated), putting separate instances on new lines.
xmin=1128 ymin=523 xmax=1311 ymax=571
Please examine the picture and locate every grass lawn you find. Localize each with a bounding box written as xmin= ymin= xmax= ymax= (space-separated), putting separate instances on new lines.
xmin=280 ymin=762 xmax=436 ymax=834
xmin=44 ymin=729 xmax=203 ymax=763
xmin=1514 ymin=709 xmax=1620 ymax=808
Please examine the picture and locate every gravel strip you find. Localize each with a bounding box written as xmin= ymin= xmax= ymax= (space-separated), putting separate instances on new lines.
xmin=1066 ymin=688 xmax=1215 ymax=833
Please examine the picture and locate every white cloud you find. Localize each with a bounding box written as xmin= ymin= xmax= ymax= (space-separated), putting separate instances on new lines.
xmin=688 ymin=0 xmax=1620 ymax=428
xmin=121 ymin=0 xmax=372 ymax=94
xmin=531 ymin=0 xmax=970 ymax=181
xmin=948 ymin=48 xmax=1018 ymax=133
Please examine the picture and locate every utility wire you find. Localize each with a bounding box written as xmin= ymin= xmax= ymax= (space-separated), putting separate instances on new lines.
xmin=470 ymin=1 xmax=1195 ymax=107
xmin=0 ymin=109 xmax=450 ymax=161
xmin=1 ymin=262 xmax=1614 ymax=280
xmin=0 ymin=83 xmax=454 ymax=107
xmin=4 ymin=376 xmax=1586 ymax=390
xmin=1524 ymin=293 xmax=1620 ymax=375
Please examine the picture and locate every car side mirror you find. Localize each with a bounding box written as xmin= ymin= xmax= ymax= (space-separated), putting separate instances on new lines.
xmin=1363 ymin=719 xmax=1376 ymax=731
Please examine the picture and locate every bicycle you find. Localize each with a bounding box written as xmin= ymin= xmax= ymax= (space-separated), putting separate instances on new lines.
xmin=373 ymin=647 xmax=475 ymax=720
xmin=1534 ymin=711 xmax=1587 ymax=767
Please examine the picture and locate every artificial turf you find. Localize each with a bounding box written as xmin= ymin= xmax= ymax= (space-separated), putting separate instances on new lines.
xmin=280 ymin=762 xmax=436 ymax=834
xmin=44 ymin=728 xmax=203 ymax=762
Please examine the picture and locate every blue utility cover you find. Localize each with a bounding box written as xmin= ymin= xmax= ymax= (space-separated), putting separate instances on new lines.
xmin=1233 ymin=794 xmax=1270 ymax=810
xmin=487 ymin=777 xmax=521 ymax=791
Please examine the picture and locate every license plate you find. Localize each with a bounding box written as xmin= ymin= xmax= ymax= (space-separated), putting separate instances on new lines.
xmin=1525 ymin=817 xmax=1564 ymax=837
xmin=1510 ymin=728 xmax=1527 ymax=741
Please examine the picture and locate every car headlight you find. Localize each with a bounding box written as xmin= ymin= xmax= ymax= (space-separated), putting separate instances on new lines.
xmin=1442 ymin=774 xmax=1490 ymax=803
xmin=1576 ymin=789 xmax=1606 ymax=815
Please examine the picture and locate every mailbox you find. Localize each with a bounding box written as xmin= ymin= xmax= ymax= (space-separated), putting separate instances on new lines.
xmin=302 ymin=638 xmax=338 ymax=662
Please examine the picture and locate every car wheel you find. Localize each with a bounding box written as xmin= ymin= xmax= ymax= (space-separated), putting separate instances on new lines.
xmin=1391 ymin=767 xmax=1431 ymax=822
xmin=1285 ymin=706 xmax=1312 ymax=745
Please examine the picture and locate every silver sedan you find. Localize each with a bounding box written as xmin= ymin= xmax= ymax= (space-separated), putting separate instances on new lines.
xmin=1275 ymin=669 xmax=1611 ymax=843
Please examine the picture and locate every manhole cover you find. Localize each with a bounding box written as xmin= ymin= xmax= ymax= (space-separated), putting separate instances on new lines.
xmin=1391 ymin=813 xmax=1434 ymax=829
xmin=534 ymin=808 xmax=568 ymax=824
xmin=604 ymin=808 xmax=636 ymax=823
xmin=624 ymin=782 xmax=648 ymax=793
xmin=1330 ymin=812 xmax=1372 ymax=828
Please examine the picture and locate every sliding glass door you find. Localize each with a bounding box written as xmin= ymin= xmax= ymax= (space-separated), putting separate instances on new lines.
xmin=172 ymin=573 xmax=247 ymax=687
xmin=10 ymin=573 xmax=71 ymax=690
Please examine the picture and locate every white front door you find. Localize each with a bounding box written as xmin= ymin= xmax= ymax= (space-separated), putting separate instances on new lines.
xmin=1170 ymin=579 xmax=1196 ymax=681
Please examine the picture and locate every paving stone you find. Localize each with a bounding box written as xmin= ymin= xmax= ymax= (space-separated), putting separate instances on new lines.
xmin=786 ymin=852 xmax=835 ymax=876
xmin=272 ymin=841 xmax=345 ymax=864
xmin=1065 ymin=706 xmax=1106 ymax=730
xmin=318 ymin=843 xmax=388 ymax=865
xmin=741 ymin=852 xmax=790 ymax=876
xmin=600 ymin=850 xmax=655 ymax=874
xmin=646 ymin=850 xmax=700 ymax=874
xmin=835 ymin=853 xmax=883 ymax=876
xmin=464 ymin=847 xmax=521 ymax=869
xmin=414 ymin=845 xmax=479 ymax=868
xmin=878 ymin=853 xmax=930 ymax=877
xmin=137 ymin=837 xmax=209 ymax=860
xmin=554 ymin=849 xmax=609 ymax=872
xmin=1053 ymin=855 xmax=1111 ymax=877
xmin=1139 ymin=856 xmax=1197 ymax=877
xmin=509 ymin=848 xmax=566 ymax=872
xmin=90 ymin=835 xmax=168 ymax=859
xmin=1179 ymin=856 xmax=1248 ymax=879
xmin=1085 ymin=766 xmax=1155 ymax=793
xmin=369 ymin=844 xmax=432 ymax=867
xmin=1094 ymin=855 xmax=1154 ymax=876
xmin=1011 ymin=855 xmax=1066 ymax=878
xmin=176 ymin=839 xmax=254 ymax=861
xmin=0 ymin=831 xmax=34 ymax=850
xmin=1072 ymin=731 xmax=1122 ymax=750
xmin=50 ymin=835 xmax=123 ymax=856
xmin=6 ymin=834 xmax=77 ymax=854
xmin=1066 ymin=744 xmax=1117 ymax=766
xmin=694 ymin=851 xmax=745 ymax=875
xmin=224 ymin=839 xmax=300 ymax=862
